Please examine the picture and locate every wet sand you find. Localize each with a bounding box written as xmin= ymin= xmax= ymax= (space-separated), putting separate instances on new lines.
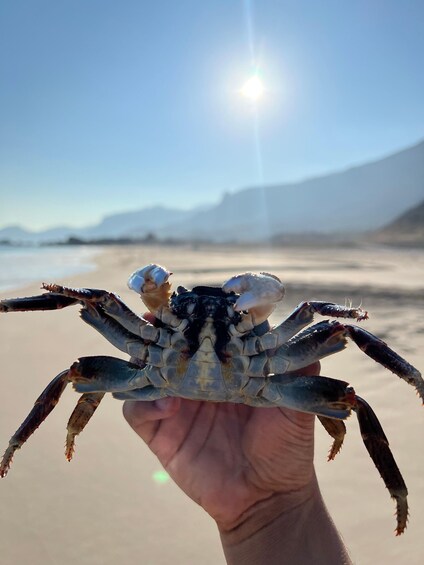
xmin=0 ymin=244 xmax=423 ymax=564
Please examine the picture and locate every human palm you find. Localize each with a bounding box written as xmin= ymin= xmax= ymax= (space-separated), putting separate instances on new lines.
xmin=123 ymin=363 xmax=319 ymax=530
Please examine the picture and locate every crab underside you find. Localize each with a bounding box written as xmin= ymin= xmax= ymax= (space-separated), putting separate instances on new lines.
xmin=0 ymin=264 xmax=422 ymax=535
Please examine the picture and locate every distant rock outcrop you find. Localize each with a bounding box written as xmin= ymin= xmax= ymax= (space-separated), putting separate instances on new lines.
xmin=371 ymin=200 xmax=424 ymax=245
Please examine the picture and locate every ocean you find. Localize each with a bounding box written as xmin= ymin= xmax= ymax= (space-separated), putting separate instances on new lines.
xmin=0 ymin=245 xmax=101 ymax=293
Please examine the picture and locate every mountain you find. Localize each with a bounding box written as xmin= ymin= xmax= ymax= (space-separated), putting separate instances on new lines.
xmin=1 ymin=140 xmax=423 ymax=243
xmin=371 ymin=199 xmax=424 ymax=245
xmin=78 ymin=206 xmax=203 ymax=239
xmin=0 ymin=225 xmax=77 ymax=243
xmin=161 ymin=140 xmax=424 ymax=241
xmin=0 ymin=206 xmax=204 ymax=243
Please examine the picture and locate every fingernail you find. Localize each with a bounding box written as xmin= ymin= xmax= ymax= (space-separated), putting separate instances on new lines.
xmin=156 ymin=397 xmax=176 ymax=411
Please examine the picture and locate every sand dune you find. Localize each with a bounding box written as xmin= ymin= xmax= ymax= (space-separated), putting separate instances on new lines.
xmin=0 ymin=244 xmax=423 ymax=564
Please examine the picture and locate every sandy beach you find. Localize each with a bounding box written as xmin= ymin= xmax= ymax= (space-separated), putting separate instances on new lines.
xmin=0 ymin=243 xmax=423 ymax=565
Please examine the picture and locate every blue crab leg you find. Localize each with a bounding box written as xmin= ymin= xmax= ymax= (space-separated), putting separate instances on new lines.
xmin=40 ymin=284 xmax=177 ymax=348
xmin=261 ymin=375 xmax=408 ymax=534
xmin=317 ymin=416 xmax=347 ymax=461
xmin=345 ymin=325 xmax=424 ymax=402
xmin=354 ymin=396 xmax=408 ymax=535
xmin=69 ymin=356 xmax=156 ymax=394
xmin=0 ymin=284 xmax=154 ymax=340
xmin=79 ymin=306 xmax=151 ymax=359
xmin=266 ymin=320 xmax=348 ymax=374
xmin=261 ymin=319 xmax=423 ymax=402
xmin=0 ymin=357 xmax=157 ymax=476
xmin=80 ymin=305 xmax=182 ymax=360
xmin=42 ymin=283 xmax=156 ymax=336
xmin=261 ymin=373 xmax=354 ymax=419
xmin=0 ymin=293 xmax=78 ymax=312
xmin=0 ymin=369 xmax=70 ymax=477
xmin=243 ymin=301 xmax=368 ymax=354
xmin=65 ymin=392 xmax=105 ymax=461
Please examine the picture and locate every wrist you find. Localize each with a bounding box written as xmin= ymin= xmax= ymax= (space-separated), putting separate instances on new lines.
xmin=219 ymin=475 xmax=351 ymax=565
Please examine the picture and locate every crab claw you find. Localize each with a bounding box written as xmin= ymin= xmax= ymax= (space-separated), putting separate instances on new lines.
xmin=127 ymin=264 xmax=171 ymax=294
xmin=128 ymin=264 xmax=173 ymax=316
xmin=222 ymin=272 xmax=285 ymax=311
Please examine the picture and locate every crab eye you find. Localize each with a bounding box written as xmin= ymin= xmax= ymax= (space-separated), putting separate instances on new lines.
xmin=177 ymin=286 xmax=189 ymax=294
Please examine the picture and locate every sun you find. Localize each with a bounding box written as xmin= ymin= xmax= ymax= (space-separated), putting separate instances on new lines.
xmin=240 ymin=75 xmax=264 ymax=101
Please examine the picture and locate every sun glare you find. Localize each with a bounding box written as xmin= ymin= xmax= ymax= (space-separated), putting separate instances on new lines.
xmin=240 ymin=75 xmax=264 ymax=101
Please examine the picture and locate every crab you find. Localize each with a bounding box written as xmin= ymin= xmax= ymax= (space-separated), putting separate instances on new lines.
xmin=0 ymin=264 xmax=422 ymax=535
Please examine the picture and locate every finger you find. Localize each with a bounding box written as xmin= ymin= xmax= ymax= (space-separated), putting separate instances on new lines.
xmin=142 ymin=311 xmax=156 ymax=324
xmin=123 ymin=398 xmax=181 ymax=442
xmin=290 ymin=361 xmax=321 ymax=377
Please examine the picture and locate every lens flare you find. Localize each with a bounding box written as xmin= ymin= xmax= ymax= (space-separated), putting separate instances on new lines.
xmin=152 ymin=469 xmax=170 ymax=484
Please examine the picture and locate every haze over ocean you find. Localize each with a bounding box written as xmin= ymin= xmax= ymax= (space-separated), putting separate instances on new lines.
xmin=0 ymin=246 xmax=100 ymax=292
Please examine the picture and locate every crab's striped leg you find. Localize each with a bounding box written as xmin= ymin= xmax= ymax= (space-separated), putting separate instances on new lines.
xmin=265 ymin=321 xmax=349 ymax=374
xmin=318 ymin=416 xmax=347 ymax=461
xmin=0 ymin=370 xmax=70 ymax=477
xmin=0 ymin=293 xmax=78 ymax=312
xmin=1 ymin=356 xmax=155 ymax=476
xmin=42 ymin=283 xmax=158 ymax=337
xmin=65 ymin=392 xmax=105 ymax=461
xmin=242 ymin=301 xmax=368 ymax=354
xmin=79 ymin=306 xmax=151 ymax=359
xmin=80 ymin=305 xmax=181 ymax=360
xmin=354 ymin=396 xmax=408 ymax=535
xmin=260 ymin=375 xmax=408 ymax=535
xmin=69 ymin=356 xmax=162 ymax=395
xmin=345 ymin=325 xmax=424 ymax=402
xmin=256 ymin=319 xmax=423 ymax=403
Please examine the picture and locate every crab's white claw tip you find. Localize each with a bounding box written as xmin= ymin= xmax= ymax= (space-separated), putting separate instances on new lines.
xmin=222 ymin=276 xmax=243 ymax=295
xmin=223 ymin=272 xmax=285 ymax=311
xmin=127 ymin=271 xmax=145 ymax=293
xmin=127 ymin=264 xmax=171 ymax=294
xmin=150 ymin=265 xmax=171 ymax=286
xmin=233 ymin=292 xmax=258 ymax=312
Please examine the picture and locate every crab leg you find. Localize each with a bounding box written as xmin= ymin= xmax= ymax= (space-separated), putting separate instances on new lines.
xmin=79 ymin=306 xmax=151 ymax=359
xmin=354 ymin=396 xmax=408 ymax=535
xmin=261 ymin=373 xmax=354 ymax=419
xmin=0 ymin=369 xmax=70 ymax=477
xmin=261 ymin=375 xmax=408 ymax=534
xmin=266 ymin=321 xmax=348 ymax=374
xmin=0 ymin=356 xmax=158 ymax=476
xmin=317 ymin=416 xmax=347 ymax=461
xmin=345 ymin=325 xmax=424 ymax=402
xmin=243 ymin=301 xmax=368 ymax=354
xmin=43 ymin=283 xmax=160 ymax=336
xmin=65 ymin=392 xmax=105 ymax=461
xmin=0 ymin=293 xmax=78 ymax=312
xmin=69 ymin=356 xmax=161 ymax=394
xmin=258 ymin=319 xmax=423 ymax=403
xmin=0 ymin=284 xmax=156 ymax=340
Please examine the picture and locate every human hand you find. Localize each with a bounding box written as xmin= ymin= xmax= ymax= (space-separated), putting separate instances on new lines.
xmin=123 ymin=352 xmax=320 ymax=534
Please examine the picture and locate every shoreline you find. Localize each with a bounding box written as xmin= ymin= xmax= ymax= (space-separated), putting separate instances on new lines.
xmin=0 ymin=245 xmax=104 ymax=293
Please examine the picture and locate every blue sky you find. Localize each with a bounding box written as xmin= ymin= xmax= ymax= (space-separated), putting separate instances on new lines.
xmin=0 ymin=0 xmax=423 ymax=231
